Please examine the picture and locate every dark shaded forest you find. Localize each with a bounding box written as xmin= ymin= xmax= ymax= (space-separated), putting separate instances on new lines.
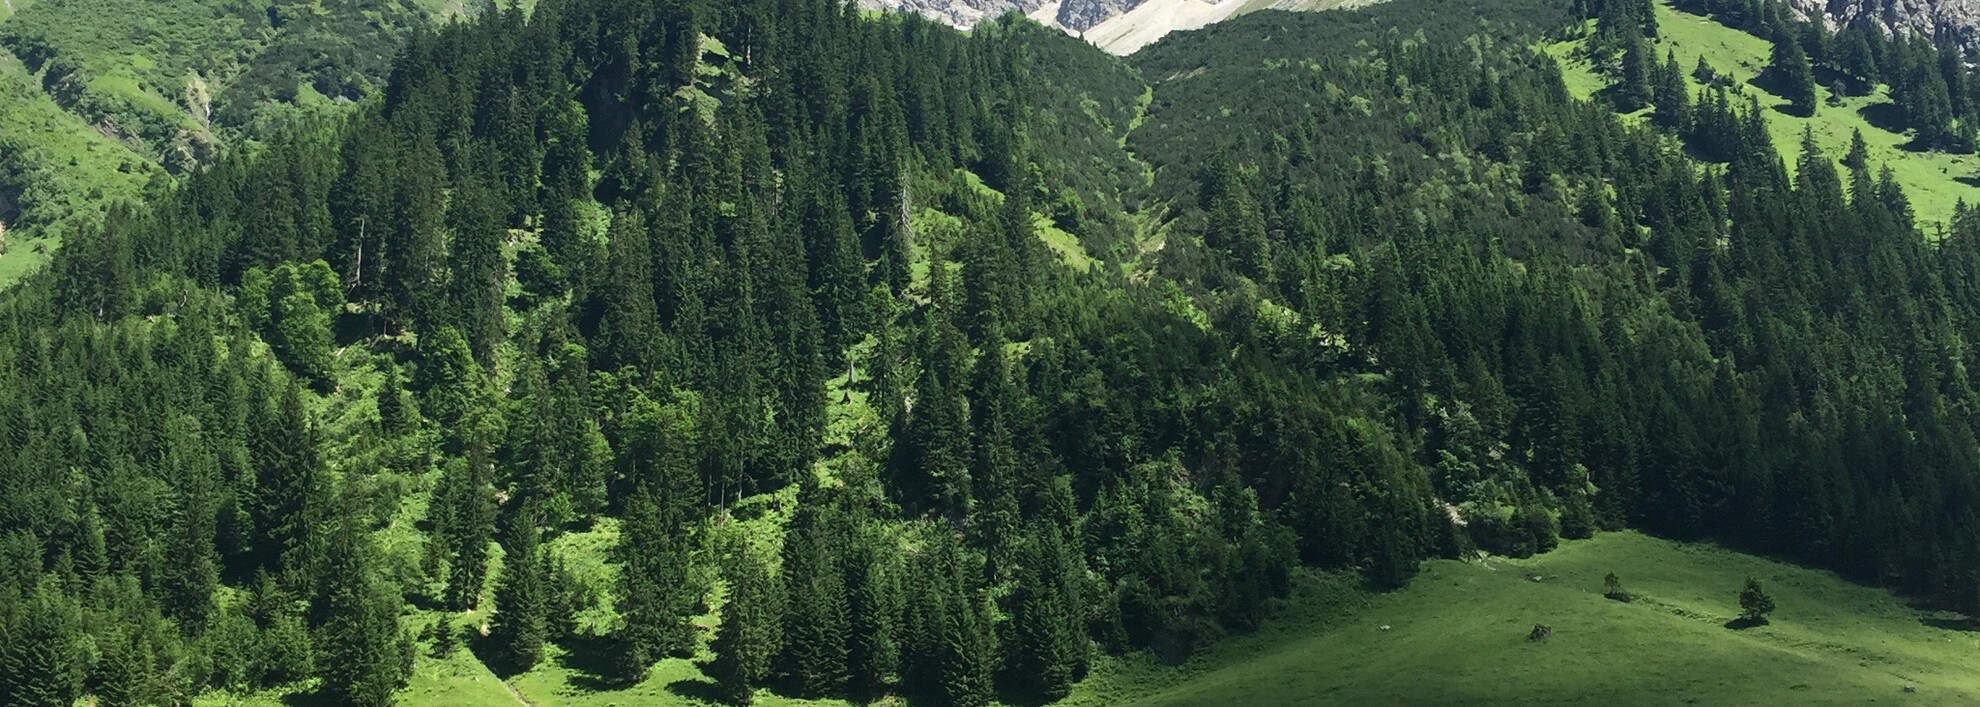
xmin=4 ymin=0 xmax=1980 ymax=705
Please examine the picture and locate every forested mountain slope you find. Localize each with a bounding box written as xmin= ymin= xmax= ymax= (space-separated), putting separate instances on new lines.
xmin=0 ymin=0 xmax=462 ymax=288
xmin=3 ymin=0 xmax=1980 ymax=705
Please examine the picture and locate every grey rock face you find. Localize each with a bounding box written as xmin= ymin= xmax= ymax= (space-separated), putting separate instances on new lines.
xmin=854 ymin=0 xmax=1053 ymax=29
xmin=1057 ymin=0 xmax=1143 ymax=30
xmin=1790 ymin=0 xmax=1980 ymax=53
xmin=855 ymin=0 xmax=1164 ymax=32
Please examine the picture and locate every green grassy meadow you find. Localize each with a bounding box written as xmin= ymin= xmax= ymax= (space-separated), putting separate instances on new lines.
xmin=1087 ymin=531 xmax=1980 ymax=706
xmin=0 ymin=47 xmax=152 ymax=288
xmin=1548 ymin=1 xmax=1980 ymax=232
xmin=204 ymin=513 xmax=1980 ymax=706
xmin=207 ymin=529 xmax=1980 ymax=706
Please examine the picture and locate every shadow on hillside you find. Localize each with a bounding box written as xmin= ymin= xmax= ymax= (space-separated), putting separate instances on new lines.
xmin=281 ymin=690 xmax=341 ymax=707
xmin=1954 ymin=175 xmax=1980 ymax=188
xmin=1858 ymin=102 xmax=1908 ymax=136
xmin=469 ymin=632 xmax=524 ymax=679
xmin=1723 ymin=616 xmax=1768 ymax=630
xmin=405 ymin=591 xmax=449 ymax=612
xmin=667 ymin=677 xmax=728 ymax=703
xmin=1919 ymin=614 xmax=1980 ymax=631
xmin=554 ymin=633 xmax=622 ymax=691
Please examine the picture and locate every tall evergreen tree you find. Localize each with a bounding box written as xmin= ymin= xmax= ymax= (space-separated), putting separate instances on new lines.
xmin=436 ymin=436 xmax=498 ymax=612
xmin=250 ymin=381 xmax=328 ymax=586
xmin=597 ymin=204 xmax=663 ymax=372
xmin=1009 ymin=521 xmax=1084 ymax=702
xmin=1769 ymin=28 xmax=1818 ymax=116
xmin=777 ymin=489 xmax=850 ymax=697
xmin=314 ymin=522 xmax=410 ymax=707
xmin=707 ymin=546 xmax=784 ymax=705
xmin=0 ymin=584 xmax=82 ymax=707
xmin=846 ymin=527 xmax=903 ymax=700
xmin=488 ymin=511 xmax=549 ymax=674
xmin=941 ymin=585 xmax=996 ymax=707
xmin=612 ymin=393 xmax=703 ymax=684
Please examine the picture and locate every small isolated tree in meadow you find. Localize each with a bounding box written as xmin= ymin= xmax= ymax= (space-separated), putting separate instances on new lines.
xmin=1604 ymin=572 xmax=1632 ymax=602
xmin=1738 ymin=577 xmax=1775 ymax=624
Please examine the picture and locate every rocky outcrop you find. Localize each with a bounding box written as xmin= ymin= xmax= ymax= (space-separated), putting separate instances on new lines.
xmin=854 ymin=0 xmax=1054 ymax=29
xmin=857 ymin=0 xmax=1281 ymax=54
xmin=1057 ymin=0 xmax=1144 ymax=30
xmin=1790 ymin=0 xmax=1980 ymax=53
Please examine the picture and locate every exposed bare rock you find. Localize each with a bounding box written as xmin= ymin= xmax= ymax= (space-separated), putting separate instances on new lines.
xmin=1057 ymin=0 xmax=1145 ymax=30
xmin=1789 ymin=0 xmax=1980 ymax=53
xmin=854 ymin=0 xmax=1055 ymax=29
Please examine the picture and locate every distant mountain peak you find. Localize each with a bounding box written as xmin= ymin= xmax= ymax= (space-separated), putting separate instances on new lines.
xmin=856 ymin=0 xmax=1268 ymax=54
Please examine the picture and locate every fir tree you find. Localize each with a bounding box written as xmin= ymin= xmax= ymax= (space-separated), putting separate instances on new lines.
xmin=250 ymin=381 xmax=328 ymax=586
xmin=777 ymin=490 xmax=850 ymax=698
xmin=1738 ymin=577 xmax=1775 ymax=624
xmin=847 ymin=531 xmax=903 ymax=700
xmin=1651 ymin=50 xmax=1690 ymax=128
xmin=489 ymin=512 xmax=549 ymax=675
xmin=941 ymin=586 xmax=996 ymax=707
xmin=0 ymin=584 xmax=82 ymax=707
xmin=612 ymin=481 xmax=697 ymax=683
xmin=1769 ymin=28 xmax=1818 ymax=116
xmin=436 ymin=435 xmax=498 ymax=612
xmin=707 ymin=546 xmax=783 ymax=705
xmin=597 ymin=204 xmax=663 ymax=372
xmin=446 ymin=160 xmax=510 ymax=363
xmin=314 ymin=522 xmax=410 ymax=707
xmin=91 ymin=629 xmax=153 ymax=707
xmin=1010 ymin=522 xmax=1083 ymax=702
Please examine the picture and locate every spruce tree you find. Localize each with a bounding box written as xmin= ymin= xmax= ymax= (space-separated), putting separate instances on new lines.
xmin=612 ymin=482 xmax=696 ymax=684
xmin=1769 ymin=29 xmax=1818 ymax=116
xmin=250 ymin=381 xmax=328 ymax=586
xmin=613 ymin=388 xmax=705 ymax=678
xmin=0 ymin=584 xmax=81 ymax=707
xmin=707 ymin=547 xmax=783 ymax=705
xmin=489 ymin=511 xmax=549 ymax=675
xmin=437 ymin=436 xmax=497 ymax=612
xmin=415 ymin=326 xmax=482 ymax=444
xmin=941 ymin=586 xmax=996 ymax=707
xmin=1616 ymin=26 xmax=1654 ymax=113
xmin=847 ymin=531 xmax=903 ymax=700
xmin=1738 ymin=577 xmax=1776 ymax=624
xmin=161 ymin=415 xmax=221 ymax=633
xmin=91 ymin=629 xmax=152 ymax=707
xmin=777 ymin=492 xmax=849 ymax=698
xmin=597 ymin=204 xmax=662 ymax=372
xmin=315 ymin=522 xmax=410 ymax=707
xmin=1010 ymin=522 xmax=1083 ymax=702
xmin=446 ymin=161 xmax=510 ymax=363
xmin=1651 ymin=50 xmax=1690 ymax=128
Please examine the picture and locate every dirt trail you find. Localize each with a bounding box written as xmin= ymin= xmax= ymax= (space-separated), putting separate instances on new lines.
xmin=502 ymin=681 xmax=536 ymax=707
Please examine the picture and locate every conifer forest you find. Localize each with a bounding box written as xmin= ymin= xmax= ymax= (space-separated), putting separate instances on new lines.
xmin=8 ymin=0 xmax=1980 ymax=703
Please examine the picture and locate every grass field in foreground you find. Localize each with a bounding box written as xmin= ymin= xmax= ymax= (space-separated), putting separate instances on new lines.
xmin=249 ymin=529 xmax=1980 ymax=706
xmin=1109 ymin=531 xmax=1980 ymax=706
xmin=1548 ymin=1 xmax=1980 ymax=233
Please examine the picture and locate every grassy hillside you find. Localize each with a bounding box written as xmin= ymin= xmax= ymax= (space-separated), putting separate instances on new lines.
xmin=1096 ymin=532 xmax=1980 ymax=706
xmin=0 ymin=44 xmax=154 ymax=287
xmin=0 ymin=0 xmax=454 ymax=289
xmin=1547 ymin=1 xmax=1980 ymax=231
xmin=200 ymin=529 xmax=1980 ymax=706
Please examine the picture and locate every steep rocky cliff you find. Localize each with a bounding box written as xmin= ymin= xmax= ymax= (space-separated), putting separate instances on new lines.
xmin=854 ymin=0 xmax=1156 ymax=33
xmin=854 ymin=0 xmax=1053 ymax=29
xmin=1057 ymin=0 xmax=1145 ymax=29
xmin=1791 ymin=0 xmax=1980 ymax=52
